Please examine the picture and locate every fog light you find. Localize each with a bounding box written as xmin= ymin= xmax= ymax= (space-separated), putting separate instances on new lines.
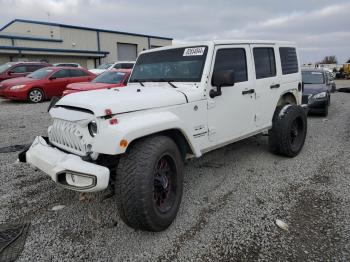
xmin=66 ymin=173 xmax=94 ymax=188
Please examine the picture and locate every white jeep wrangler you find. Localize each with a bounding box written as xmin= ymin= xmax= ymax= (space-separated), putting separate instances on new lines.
xmin=20 ymin=41 xmax=307 ymax=231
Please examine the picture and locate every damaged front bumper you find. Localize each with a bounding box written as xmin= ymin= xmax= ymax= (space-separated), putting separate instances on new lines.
xmin=19 ymin=136 xmax=110 ymax=192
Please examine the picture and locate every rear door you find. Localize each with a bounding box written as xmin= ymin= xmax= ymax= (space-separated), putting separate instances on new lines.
xmin=207 ymin=44 xmax=256 ymax=144
xmin=68 ymin=69 xmax=94 ymax=84
xmin=250 ymin=45 xmax=280 ymax=128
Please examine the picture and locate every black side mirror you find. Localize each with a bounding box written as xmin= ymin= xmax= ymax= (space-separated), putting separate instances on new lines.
xmin=7 ymin=71 xmax=14 ymax=75
xmin=49 ymin=76 xmax=56 ymax=80
xmin=210 ymin=69 xmax=235 ymax=98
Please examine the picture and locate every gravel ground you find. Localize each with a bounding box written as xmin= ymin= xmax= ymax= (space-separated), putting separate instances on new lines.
xmin=0 ymin=80 xmax=350 ymax=261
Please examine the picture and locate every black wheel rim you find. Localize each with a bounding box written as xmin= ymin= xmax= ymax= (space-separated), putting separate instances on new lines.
xmin=153 ymin=154 xmax=177 ymax=214
xmin=290 ymin=117 xmax=304 ymax=151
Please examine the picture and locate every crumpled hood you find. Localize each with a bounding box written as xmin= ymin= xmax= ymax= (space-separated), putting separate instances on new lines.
xmin=56 ymin=83 xmax=200 ymax=117
xmin=66 ymin=82 xmax=120 ymax=91
xmin=303 ymin=84 xmax=327 ymax=95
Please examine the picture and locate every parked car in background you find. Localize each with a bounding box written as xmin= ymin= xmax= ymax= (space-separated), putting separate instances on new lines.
xmin=325 ymin=70 xmax=336 ymax=92
xmin=0 ymin=67 xmax=95 ymax=103
xmin=302 ymin=69 xmax=331 ymax=116
xmin=89 ymin=61 xmax=134 ymax=75
xmin=63 ymin=69 xmax=131 ymax=96
xmin=0 ymin=62 xmax=50 ymax=82
xmin=53 ymin=63 xmax=82 ymax=68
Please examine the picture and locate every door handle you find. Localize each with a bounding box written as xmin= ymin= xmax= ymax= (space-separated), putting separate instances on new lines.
xmin=270 ymin=84 xmax=280 ymax=89
xmin=242 ymin=89 xmax=255 ymax=95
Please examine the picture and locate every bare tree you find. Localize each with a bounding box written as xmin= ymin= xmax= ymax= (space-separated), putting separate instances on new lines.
xmin=319 ymin=56 xmax=338 ymax=64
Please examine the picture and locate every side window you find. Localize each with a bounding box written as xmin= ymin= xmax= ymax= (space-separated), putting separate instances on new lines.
xmin=27 ymin=65 xmax=44 ymax=72
xmin=113 ymin=64 xmax=122 ymax=69
xmin=253 ymin=47 xmax=276 ymax=79
xmin=279 ymin=47 xmax=298 ymax=75
xmin=52 ymin=69 xmax=70 ymax=79
xmin=69 ymin=69 xmax=89 ymax=77
xmin=121 ymin=63 xmax=134 ymax=69
xmin=213 ymin=48 xmax=248 ymax=83
xmin=11 ymin=65 xmax=27 ymax=73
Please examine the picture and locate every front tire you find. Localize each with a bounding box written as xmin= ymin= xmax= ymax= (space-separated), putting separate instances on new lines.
xmin=268 ymin=105 xmax=307 ymax=157
xmin=28 ymin=88 xmax=44 ymax=103
xmin=115 ymin=136 xmax=184 ymax=231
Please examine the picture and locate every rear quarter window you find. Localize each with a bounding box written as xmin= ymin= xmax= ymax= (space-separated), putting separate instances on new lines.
xmin=69 ymin=69 xmax=90 ymax=77
xmin=279 ymin=47 xmax=299 ymax=75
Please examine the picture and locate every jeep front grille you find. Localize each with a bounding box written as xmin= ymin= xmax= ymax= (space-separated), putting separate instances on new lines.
xmin=48 ymin=119 xmax=87 ymax=156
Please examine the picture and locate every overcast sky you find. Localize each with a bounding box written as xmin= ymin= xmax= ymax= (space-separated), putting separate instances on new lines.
xmin=0 ymin=0 xmax=349 ymax=63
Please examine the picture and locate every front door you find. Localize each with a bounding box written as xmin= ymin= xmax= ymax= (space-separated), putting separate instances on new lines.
xmin=45 ymin=69 xmax=70 ymax=97
xmin=207 ymin=45 xmax=256 ymax=145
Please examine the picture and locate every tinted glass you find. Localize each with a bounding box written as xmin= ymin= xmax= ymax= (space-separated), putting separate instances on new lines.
xmin=92 ymin=71 xmax=126 ymax=84
xmin=130 ymin=46 xmax=208 ymax=82
xmin=213 ymin=48 xmax=248 ymax=83
xmin=253 ymin=48 xmax=276 ymax=79
xmin=113 ymin=64 xmax=122 ymax=69
xmin=97 ymin=63 xmax=112 ymax=69
xmin=12 ymin=65 xmax=27 ymax=73
xmin=52 ymin=69 xmax=70 ymax=79
xmin=121 ymin=63 xmax=134 ymax=69
xmin=27 ymin=68 xmax=54 ymax=79
xmin=27 ymin=65 xmax=44 ymax=72
xmin=69 ymin=69 xmax=89 ymax=77
xmin=279 ymin=47 xmax=298 ymax=74
xmin=302 ymin=71 xmax=325 ymax=84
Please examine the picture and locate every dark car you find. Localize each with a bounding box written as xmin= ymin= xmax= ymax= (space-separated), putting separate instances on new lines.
xmin=302 ymin=69 xmax=331 ymax=116
xmin=0 ymin=67 xmax=95 ymax=103
xmin=0 ymin=62 xmax=50 ymax=82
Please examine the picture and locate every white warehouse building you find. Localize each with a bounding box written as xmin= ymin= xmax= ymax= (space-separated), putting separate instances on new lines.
xmin=0 ymin=19 xmax=172 ymax=68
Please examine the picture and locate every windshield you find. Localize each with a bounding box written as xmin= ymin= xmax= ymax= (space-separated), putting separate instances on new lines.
xmin=302 ymin=71 xmax=325 ymax=84
xmin=130 ymin=46 xmax=208 ymax=82
xmin=97 ymin=63 xmax=113 ymax=69
xmin=92 ymin=71 xmax=126 ymax=84
xmin=0 ymin=63 xmax=11 ymax=74
xmin=27 ymin=68 xmax=53 ymax=79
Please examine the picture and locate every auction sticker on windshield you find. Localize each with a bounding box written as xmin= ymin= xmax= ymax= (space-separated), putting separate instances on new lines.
xmin=183 ymin=47 xmax=206 ymax=56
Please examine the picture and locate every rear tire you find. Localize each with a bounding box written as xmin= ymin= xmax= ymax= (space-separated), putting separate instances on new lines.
xmin=28 ymin=88 xmax=44 ymax=103
xmin=115 ymin=136 xmax=184 ymax=231
xmin=268 ymin=105 xmax=307 ymax=157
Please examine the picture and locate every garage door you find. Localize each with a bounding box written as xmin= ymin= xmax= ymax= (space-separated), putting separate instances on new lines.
xmin=117 ymin=43 xmax=137 ymax=61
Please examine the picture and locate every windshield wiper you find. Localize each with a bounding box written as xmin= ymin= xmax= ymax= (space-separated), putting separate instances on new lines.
xmin=131 ymin=79 xmax=144 ymax=86
xmin=146 ymin=79 xmax=178 ymax=88
xmin=167 ymin=81 xmax=178 ymax=89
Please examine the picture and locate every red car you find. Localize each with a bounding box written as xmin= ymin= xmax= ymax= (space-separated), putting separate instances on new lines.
xmin=0 ymin=62 xmax=51 ymax=82
xmin=0 ymin=67 xmax=95 ymax=103
xmin=62 ymin=69 xmax=131 ymax=96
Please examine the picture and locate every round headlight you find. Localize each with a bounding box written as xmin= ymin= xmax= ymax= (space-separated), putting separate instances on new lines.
xmin=88 ymin=121 xmax=98 ymax=137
